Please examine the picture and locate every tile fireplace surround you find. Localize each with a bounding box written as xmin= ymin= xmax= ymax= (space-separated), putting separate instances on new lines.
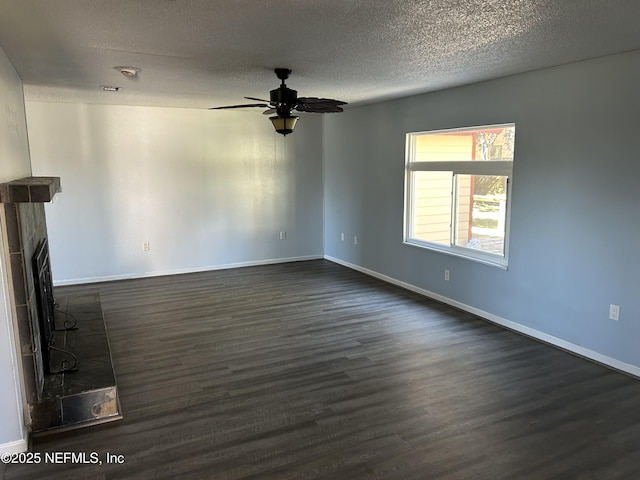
xmin=0 ymin=176 xmax=121 ymax=433
xmin=0 ymin=176 xmax=60 ymax=409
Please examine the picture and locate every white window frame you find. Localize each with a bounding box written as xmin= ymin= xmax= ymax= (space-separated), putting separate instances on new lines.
xmin=403 ymin=123 xmax=515 ymax=269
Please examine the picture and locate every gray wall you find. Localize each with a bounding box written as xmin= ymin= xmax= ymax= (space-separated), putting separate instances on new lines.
xmin=0 ymin=47 xmax=31 ymax=451
xmin=324 ymin=51 xmax=640 ymax=369
xmin=27 ymin=103 xmax=324 ymax=283
xmin=16 ymin=50 xmax=640 ymax=385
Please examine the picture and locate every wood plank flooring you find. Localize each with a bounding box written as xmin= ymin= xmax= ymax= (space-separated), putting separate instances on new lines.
xmin=3 ymin=259 xmax=640 ymax=479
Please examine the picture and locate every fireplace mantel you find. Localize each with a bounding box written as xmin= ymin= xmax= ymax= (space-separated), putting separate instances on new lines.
xmin=0 ymin=176 xmax=61 ymax=204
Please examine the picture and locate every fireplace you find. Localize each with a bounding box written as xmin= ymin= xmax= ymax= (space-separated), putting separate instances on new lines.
xmin=1 ymin=176 xmax=122 ymax=432
xmin=0 ymin=177 xmax=61 ymax=403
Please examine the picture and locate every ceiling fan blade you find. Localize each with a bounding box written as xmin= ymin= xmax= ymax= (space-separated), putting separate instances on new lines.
xmin=245 ymin=96 xmax=270 ymax=103
xmin=209 ymin=103 xmax=270 ymax=110
xmin=297 ymin=97 xmax=347 ymax=106
xmin=262 ymin=108 xmax=276 ymax=115
xmin=295 ymin=103 xmax=345 ymax=113
xmin=295 ymin=97 xmax=347 ymax=113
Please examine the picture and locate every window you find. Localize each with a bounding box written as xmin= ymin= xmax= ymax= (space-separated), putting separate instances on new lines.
xmin=404 ymin=124 xmax=515 ymax=268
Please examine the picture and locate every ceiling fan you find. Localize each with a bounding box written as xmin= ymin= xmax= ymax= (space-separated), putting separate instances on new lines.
xmin=210 ymin=68 xmax=347 ymax=135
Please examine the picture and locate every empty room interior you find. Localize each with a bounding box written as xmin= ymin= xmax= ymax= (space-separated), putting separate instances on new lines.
xmin=1 ymin=1 xmax=639 ymax=479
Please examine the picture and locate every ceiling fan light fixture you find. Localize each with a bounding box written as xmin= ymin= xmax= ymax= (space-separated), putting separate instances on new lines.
xmin=270 ymin=115 xmax=298 ymax=136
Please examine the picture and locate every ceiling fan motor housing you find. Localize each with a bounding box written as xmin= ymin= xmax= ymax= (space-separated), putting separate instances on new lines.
xmin=270 ymin=86 xmax=297 ymax=108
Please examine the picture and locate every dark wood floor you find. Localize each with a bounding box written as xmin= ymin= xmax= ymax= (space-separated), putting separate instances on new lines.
xmin=4 ymin=260 xmax=640 ymax=479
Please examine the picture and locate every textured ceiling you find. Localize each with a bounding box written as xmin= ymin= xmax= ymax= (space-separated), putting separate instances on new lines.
xmin=0 ymin=0 xmax=638 ymax=109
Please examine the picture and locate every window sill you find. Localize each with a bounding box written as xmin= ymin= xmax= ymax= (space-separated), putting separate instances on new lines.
xmin=403 ymin=239 xmax=508 ymax=270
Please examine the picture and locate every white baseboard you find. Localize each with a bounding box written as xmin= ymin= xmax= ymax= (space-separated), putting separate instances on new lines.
xmin=53 ymin=255 xmax=324 ymax=287
xmin=325 ymin=255 xmax=640 ymax=379
xmin=0 ymin=430 xmax=28 ymax=455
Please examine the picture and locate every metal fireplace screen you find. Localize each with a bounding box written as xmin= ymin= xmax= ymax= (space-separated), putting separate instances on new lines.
xmin=32 ymin=238 xmax=55 ymax=377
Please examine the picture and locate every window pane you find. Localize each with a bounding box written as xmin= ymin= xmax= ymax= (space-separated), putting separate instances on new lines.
xmin=411 ymin=171 xmax=452 ymax=246
xmin=412 ymin=125 xmax=515 ymax=162
xmin=454 ymin=175 xmax=507 ymax=256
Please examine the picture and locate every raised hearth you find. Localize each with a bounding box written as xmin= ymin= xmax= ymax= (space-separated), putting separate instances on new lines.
xmin=30 ymin=294 xmax=122 ymax=433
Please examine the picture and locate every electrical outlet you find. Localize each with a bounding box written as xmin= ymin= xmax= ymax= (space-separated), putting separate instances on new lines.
xmin=353 ymin=235 xmax=358 ymax=245
xmin=444 ymin=269 xmax=450 ymax=282
xmin=142 ymin=241 xmax=150 ymax=251
xmin=609 ymin=304 xmax=620 ymax=321
xmin=340 ymin=232 xmax=345 ymax=241
xmin=279 ymin=231 xmax=286 ymax=240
